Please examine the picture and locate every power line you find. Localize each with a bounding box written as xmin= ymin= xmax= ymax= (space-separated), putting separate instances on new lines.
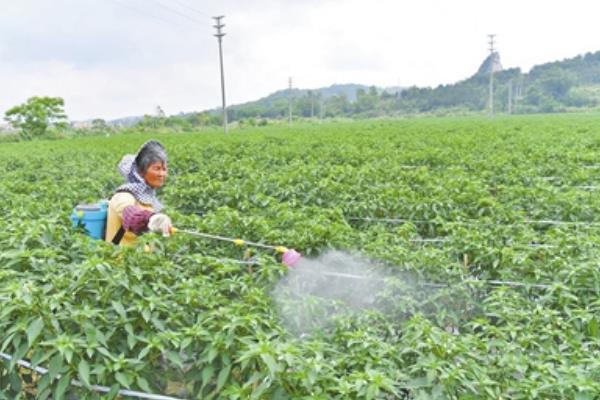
xmin=112 ymin=0 xmax=211 ymax=33
xmin=148 ymin=0 xmax=208 ymax=25
xmin=169 ymin=0 xmax=213 ymax=18
xmin=111 ymin=0 xmax=189 ymax=29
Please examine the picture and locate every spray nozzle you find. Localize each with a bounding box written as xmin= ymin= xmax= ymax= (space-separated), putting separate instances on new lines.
xmin=282 ymin=249 xmax=302 ymax=267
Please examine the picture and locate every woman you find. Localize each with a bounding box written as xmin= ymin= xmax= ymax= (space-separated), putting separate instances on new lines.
xmin=105 ymin=140 xmax=172 ymax=246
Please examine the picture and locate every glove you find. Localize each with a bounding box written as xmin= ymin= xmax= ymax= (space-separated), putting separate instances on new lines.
xmin=148 ymin=213 xmax=172 ymax=237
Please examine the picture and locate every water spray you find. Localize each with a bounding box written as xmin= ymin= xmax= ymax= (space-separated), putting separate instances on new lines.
xmin=169 ymin=227 xmax=583 ymax=292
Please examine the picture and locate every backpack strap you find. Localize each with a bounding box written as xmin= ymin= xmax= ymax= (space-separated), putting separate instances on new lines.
xmin=112 ymin=226 xmax=126 ymax=245
xmin=110 ymin=189 xmax=132 ymax=245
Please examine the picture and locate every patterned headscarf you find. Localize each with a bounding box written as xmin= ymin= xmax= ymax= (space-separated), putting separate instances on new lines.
xmin=115 ymin=141 xmax=167 ymax=211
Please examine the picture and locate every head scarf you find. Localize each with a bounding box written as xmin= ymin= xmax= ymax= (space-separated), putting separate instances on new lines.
xmin=115 ymin=140 xmax=167 ymax=211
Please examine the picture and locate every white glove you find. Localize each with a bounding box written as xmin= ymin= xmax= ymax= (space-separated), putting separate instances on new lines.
xmin=148 ymin=213 xmax=172 ymax=237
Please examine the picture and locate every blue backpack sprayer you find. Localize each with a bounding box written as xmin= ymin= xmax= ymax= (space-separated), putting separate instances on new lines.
xmin=71 ymin=200 xmax=109 ymax=240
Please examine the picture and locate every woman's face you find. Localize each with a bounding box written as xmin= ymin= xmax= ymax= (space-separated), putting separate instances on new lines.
xmin=144 ymin=161 xmax=168 ymax=189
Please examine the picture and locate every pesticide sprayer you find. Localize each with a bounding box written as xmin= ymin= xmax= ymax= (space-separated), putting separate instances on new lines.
xmin=70 ymin=200 xmax=302 ymax=267
xmin=170 ymin=228 xmax=303 ymax=267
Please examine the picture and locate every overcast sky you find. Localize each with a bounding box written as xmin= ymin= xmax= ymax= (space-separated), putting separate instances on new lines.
xmin=1 ymin=0 xmax=599 ymax=121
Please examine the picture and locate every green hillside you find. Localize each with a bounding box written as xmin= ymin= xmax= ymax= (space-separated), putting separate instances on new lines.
xmin=129 ymin=50 xmax=600 ymax=132
xmin=221 ymin=50 xmax=600 ymax=120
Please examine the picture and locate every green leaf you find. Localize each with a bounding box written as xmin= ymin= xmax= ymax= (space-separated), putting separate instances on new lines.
xmin=405 ymin=376 xmax=429 ymax=389
xmin=38 ymin=388 xmax=52 ymax=400
xmin=136 ymin=376 xmax=152 ymax=393
xmin=115 ymin=372 xmax=131 ymax=388
xmin=8 ymin=370 xmax=21 ymax=392
xmin=64 ymin=348 xmax=74 ymax=364
xmin=127 ymin=333 xmax=137 ymax=350
xmin=260 ymin=354 xmax=281 ymax=376
xmin=166 ymin=351 xmax=184 ymax=369
xmin=9 ymin=342 xmax=26 ymax=367
xmin=251 ymin=377 xmax=271 ymax=399
xmin=216 ymin=364 xmax=231 ymax=392
xmin=137 ymin=345 xmax=151 ymax=361
xmin=207 ymin=347 xmax=218 ymax=363
xmin=31 ymin=348 xmax=54 ymax=368
xmin=78 ymin=359 xmax=90 ymax=387
xmin=180 ymin=337 xmax=192 ymax=350
xmin=111 ymin=301 xmax=127 ymax=319
xmin=151 ymin=317 xmax=165 ymax=331
xmin=53 ymin=372 xmax=71 ymax=400
xmin=37 ymin=373 xmax=52 ymax=396
xmin=26 ymin=317 xmax=44 ymax=346
xmin=587 ymin=317 xmax=599 ymax=338
xmin=97 ymin=347 xmax=116 ymax=360
xmin=48 ymin=353 xmax=64 ymax=381
xmin=201 ymin=365 xmax=215 ymax=389
xmin=107 ymin=384 xmax=120 ymax=399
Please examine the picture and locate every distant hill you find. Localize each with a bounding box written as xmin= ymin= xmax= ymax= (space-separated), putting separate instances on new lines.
xmin=257 ymin=83 xmax=370 ymax=103
xmin=476 ymin=52 xmax=503 ymax=75
xmin=125 ymin=49 xmax=600 ymax=128
xmin=221 ymin=49 xmax=600 ymax=119
xmin=219 ymin=83 xmax=403 ymax=120
xmin=407 ymin=49 xmax=600 ymax=114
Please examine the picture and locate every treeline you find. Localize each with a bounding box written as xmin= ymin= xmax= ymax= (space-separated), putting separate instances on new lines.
xmin=135 ymin=53 xmax=600 ymax=130
xmin=5 ymin=51 xmax=600 ymax=141
xmin=134 ymin=111 xmax=223 ymax=131
xmin=212 ymin=50 xmax=600 ymax=122
xmin=123 ymin=52 xmax=600 ymax=131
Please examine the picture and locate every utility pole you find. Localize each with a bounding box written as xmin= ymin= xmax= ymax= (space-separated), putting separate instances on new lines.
xmin=488 ymin=34 xmax=496 ymax=117
xmin=514 ymin=78 xmax=522 ymax=113
xmin=507 ymin=79 xmax=513 ymax=115
xmin=213 ymin=16 xmax=227 ymax=133
xmin=288 ymin=77 xmax=292 ymax=125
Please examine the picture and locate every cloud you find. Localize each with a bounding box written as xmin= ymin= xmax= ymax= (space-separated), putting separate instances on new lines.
xmin=1 ymin=0 xmax=600 ymax=120
xmin=0 ymin=60 xmax=220 ymax=121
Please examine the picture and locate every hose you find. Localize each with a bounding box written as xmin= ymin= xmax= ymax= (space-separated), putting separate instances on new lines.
xmin=172 ymin=228 xmax=288 ymax=253
xmin=171 ymin=228 xmax=302 ymax=267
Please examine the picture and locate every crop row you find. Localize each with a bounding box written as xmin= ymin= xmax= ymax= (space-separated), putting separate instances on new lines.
xmin=1 ymin=116 xmax=600 ymax=398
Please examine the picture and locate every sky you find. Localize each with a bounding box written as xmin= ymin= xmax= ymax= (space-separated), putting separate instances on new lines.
xmin=1 ymin=0 xmax=600 ymax=121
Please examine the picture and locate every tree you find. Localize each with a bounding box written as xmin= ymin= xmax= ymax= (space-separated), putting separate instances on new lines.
xmin=325 ymin=94 xmax=351 ymax=117
xmin=91 ymin=119 xmax=109 ymax=131
xmin=4 ymin=96 xmax=68 ymax=140
xmin=354 ymin=87 xmax=379 ymax=115
xmin=537 ymin=68 xmax=575 ymax=100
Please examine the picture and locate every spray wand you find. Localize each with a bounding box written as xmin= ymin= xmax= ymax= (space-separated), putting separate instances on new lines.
xmin=170 ymin=228 xmax=302 ymax=267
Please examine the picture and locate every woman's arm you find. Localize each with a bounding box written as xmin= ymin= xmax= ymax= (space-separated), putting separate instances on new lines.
xmin=111 ymin=192 xmax=155 ymax=235
xmin=122 ymin=205 xmax=155 ymax=234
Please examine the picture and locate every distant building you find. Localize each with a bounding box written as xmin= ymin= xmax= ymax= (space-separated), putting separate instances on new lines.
xmin=0 ymin=123 xmax=17 ymax=133
xmin=71 ymin=121 xmax=93 ymax=129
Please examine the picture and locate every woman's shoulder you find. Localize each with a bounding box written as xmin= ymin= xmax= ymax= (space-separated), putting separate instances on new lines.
xmin=109 ymin=191 xmax=137 ymax=207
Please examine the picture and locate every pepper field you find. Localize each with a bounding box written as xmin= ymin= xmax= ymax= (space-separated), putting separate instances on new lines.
xmin=1 ymin=115 xmax=600 ymax=399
